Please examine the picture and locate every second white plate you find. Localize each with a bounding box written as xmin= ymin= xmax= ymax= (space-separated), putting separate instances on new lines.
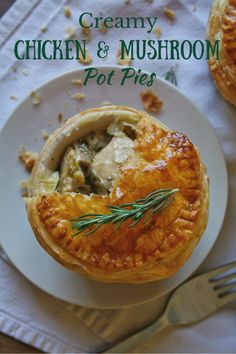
xmin=0 ymin=66 xmax=228 ymax=308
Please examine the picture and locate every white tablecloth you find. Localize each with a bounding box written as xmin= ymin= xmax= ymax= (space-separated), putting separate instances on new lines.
xmin=0 ymin=0 xmax=236 ymax=352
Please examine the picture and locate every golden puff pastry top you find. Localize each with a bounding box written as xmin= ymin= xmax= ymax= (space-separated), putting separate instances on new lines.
xmin=26 ymin=106 xmax=209 ymax=283
xmin=207 ymin=0 xmax=236 ymax=106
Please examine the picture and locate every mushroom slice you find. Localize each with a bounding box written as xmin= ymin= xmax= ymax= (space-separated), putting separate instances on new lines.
xmin=58 ymin=146 xmax=85 ymax=193
xmin=74 ymin=141 xmax=93 ymax=166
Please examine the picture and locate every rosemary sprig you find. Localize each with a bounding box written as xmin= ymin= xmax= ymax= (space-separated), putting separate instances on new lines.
xmin=71 ymin=188 xmax=179 ymax=237
xmin=162 ymin=68 xmax=177 ymax=86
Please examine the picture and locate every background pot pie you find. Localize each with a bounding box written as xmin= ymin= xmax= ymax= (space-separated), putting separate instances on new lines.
xmin=207 ymin=0 xmax=236 ymax=106
xmin=25 ymin=106 xmax=209 ymax=283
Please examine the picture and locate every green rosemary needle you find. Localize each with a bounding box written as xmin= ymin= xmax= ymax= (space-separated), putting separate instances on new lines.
xmin=162 ymin=68 xmax=177 ymax=86
xmin=71 ymin=188 xmax=179 ymax=237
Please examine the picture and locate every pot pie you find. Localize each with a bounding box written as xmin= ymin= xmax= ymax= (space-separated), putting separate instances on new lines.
xmin=207 ymin=0 xmax=236 ymax=106
xmin=25 ymin=106 xmax=209 ymax=283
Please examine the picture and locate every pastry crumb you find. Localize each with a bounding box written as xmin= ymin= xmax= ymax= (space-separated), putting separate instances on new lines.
xmin=40 ymin=25 xmax=47 ymax=32
xmin=64 ymin=6 xmax=72 ymax=18
xmin=71 ymin=79 xmax=83 ymax=86
xmin=22 ymin=68 xmax=29 ymax=76
xmin=209 ymin=63 xmax=217 ymax=71
xmin=163 ymin=7 xmax=176 ymax=21
xmin=57 ymin=113 xmax=63 ymax=125
xmin=78 ymin=51 xmax=92 ymax=65
xmin=101 ymin=101 xmax=112 ymax=106
xmin=12 ymin=66 xmax=17 ymax=73
xmin=10 ymin=95 xmax=18 ymax=100
xmin=64 ymin=26 xmax=76 ymax=39
xmin=140 ymin=89 xmax=163 ymax=114
xmin=116 ymin=48 xmax=132 ymax=66
xmin=100 ymin=22 xmax=108 ymax=33
xmin=30 ymin=91 xmax=42 ymax=106
xmin=70 ymin=92 xmax=85 ymax=100
xmin=18 ymin=146 xmax=38 ymax=172
xmin=153 ymin=26 xmax=162 ymax=38
xmin=20 ymin=180 xmax=29 ymax=197
xmin=41 ymin=129 xmax=50 ymax=140
xmin=81 ymin=21 xmax=92 ymax=41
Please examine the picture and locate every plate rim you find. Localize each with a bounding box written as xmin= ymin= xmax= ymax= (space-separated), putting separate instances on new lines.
xmin=0 ymin=65 xmax=228 ymax=308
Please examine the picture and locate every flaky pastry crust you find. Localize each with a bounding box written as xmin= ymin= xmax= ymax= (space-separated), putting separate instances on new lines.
xmin=25 ymin=106 xmax=209 ymax=283
xmin=207 ymin=0 xmax=236 ymax=106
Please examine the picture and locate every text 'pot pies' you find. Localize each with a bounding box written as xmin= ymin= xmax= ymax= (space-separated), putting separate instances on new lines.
xmin=207 ymin=0 xmax=236 ymax=106
xmin=25 ymin=106 xmax=209 ymax=283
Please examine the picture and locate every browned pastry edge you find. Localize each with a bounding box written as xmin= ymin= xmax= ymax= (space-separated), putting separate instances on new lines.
xmin=207 ymin=0 xmax=236 ymax=106
xmin=26 ymin=180 xmax=208 ymax=283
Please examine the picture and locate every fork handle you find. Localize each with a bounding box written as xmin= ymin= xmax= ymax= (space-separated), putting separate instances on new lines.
xmin=102 ymin=315 xmax=169 ymax=353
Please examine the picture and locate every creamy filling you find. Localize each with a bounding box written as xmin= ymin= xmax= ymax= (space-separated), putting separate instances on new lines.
xmin=57 ymin=120 xmax=137 ymax=195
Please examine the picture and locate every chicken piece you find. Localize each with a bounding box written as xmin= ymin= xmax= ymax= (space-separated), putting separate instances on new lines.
xmin=90 ymin=135 xmax=135 ymax=193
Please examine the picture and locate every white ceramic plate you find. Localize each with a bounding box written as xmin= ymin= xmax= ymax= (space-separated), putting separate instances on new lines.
xmin=0 ymin=66 xmax=228 ymax=309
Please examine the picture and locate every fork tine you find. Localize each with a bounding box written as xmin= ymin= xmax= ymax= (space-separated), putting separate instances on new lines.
xmin=217 ymin=289 xmax=236 ymax=306
xmin=212 ymin=271 xmax=236 ymax=286
xmin=213 ymin=272 xmax=236 ymax=289
xmin=208 ymin=261 xmax=236 ymax=282
xmin=214 ymin=280 xmax=236 ymax=292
